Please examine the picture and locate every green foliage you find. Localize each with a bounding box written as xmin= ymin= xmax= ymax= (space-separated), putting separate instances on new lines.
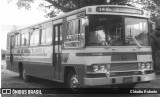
xmin=16 ymin=0 xmax=34 ymax=10
xmin=8 ymin=0 xmax=160 ymax=25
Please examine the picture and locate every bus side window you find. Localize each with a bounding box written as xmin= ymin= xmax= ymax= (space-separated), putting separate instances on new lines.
xmin=60 ymin=25 xmax=63 ymax=42
xmin=64 ymin=19 xmax=84 ymax=48
xmin=18 ymin=34 xmax=20 ymax=46
xmin=15 ymin=35 xmax=17 ymax=47
xmin=21 ymin=29 xmax=29 ymax=46
xmin=15 ymin=34 xmax=20 ymax=47
xmin=7 ymin=35 xmax=10 ymax=49
xmin=54 ymin=24 xmax=63 ymax=44
xmin=30 ymin=27 xmax=40 ymax=46
xmin=11 ymin=36 xmax=15 ymax=47
xmin=41 ymin=28 xmax=47 ymax=45
xmin=40 ymin=22 xmax=52 ymax=45
xmin=55 ymin=26 xmax=58 ymax=42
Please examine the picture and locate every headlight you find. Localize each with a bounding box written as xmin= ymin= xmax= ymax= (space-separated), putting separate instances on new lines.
xmin=93 ymin=65 xmax=99 ymax=72
xmin=92 ymin=64 xmax=110 ymax=72
xmin=146 ymin=63 xmax=151 ymax=69
xmin=141 ymin=63 xmax=145 ymax=69
xmin=100 ymin=65 xmax=107 ymax=72
xmin=138 ymin=62 xmax=152 ymax=70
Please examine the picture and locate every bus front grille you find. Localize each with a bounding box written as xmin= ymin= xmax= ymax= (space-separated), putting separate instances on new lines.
xmin=110 ymin=63 xmax=138 ymax=71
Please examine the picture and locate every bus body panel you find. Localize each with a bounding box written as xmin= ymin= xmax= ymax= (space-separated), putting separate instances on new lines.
xmin=6 ymin=5 xmax=155 ymax=88
xmin=84 ymin=73 xmax=155 ymax=86
xmin=62 ymin=47 xmax=152 ymax=65
xmin=6 ymin=60 xmax=12 ymax=71
xmin=8 ymin=46 xmax=56 ymax=81
xmin=24 ymin=62 xmax=54 ymax=81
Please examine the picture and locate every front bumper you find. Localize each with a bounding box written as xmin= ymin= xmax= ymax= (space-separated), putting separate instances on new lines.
xmin=84 ymin=73 xmax=155 ymax=86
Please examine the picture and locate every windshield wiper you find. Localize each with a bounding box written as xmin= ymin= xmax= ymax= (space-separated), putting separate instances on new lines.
xmin=130 ymin=28 xmax=142 ymax=48
xmin=130 ymin=35 xmax=142 ymax=48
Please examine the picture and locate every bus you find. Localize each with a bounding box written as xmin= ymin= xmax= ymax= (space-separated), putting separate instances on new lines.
xmin=6 ymin=5 xmax=155 ymax=91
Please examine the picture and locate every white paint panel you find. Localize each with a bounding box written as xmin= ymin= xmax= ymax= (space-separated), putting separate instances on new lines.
xmin=86 ymin=46 xmax=151 ymax=52
xmin=85 ymin=56 xmax=111 ymax=65
xmin=66 ymin=15 xmax=77 ymax=21
xmin=86 ymin=6 xmax=150 ymax=18
xmin=137 ymin=55 xmax=152 ymax=62
xmin=53 ymin=19 xmax=63 ymax=25
xmin=13 ymin=46 xmax=53 ymax=63
xmin=63 ymin=47 xmax=152 ymax=65
xmin=67 ymin=54 xmax=111 ymax=65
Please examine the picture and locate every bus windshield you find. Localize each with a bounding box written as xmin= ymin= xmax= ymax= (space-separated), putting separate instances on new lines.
xmin=88 ymin=15 xmax=123 ymax=46
xmin=88 ymin=15 xmax=149 ymax=46
xmin=125 ymin=17 xmax=149 ymax=46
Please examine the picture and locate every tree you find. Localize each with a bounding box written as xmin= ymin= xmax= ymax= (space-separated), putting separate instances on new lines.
xmin=9 ymin=0 xmax=160 ymax=26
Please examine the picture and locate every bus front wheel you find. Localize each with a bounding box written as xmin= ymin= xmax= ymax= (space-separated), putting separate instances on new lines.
xmin=67 ymin=71 xmax=80 ymax=92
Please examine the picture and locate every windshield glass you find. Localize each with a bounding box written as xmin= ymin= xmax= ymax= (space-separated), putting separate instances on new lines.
xmin=87 ymin=16 xmax=149 ymax=46
xmin=125 ymin=17 xmax=149 ymax=46
xmin=88 ymin=15 xmax=123 ymax=46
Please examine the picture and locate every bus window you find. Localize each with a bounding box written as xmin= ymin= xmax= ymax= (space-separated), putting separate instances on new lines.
xmin=11 ymin=36 xmax=15 ymax=47
xmin=15 ymin=34 xmax=20 ymax=46
xmin=60 ymin=25 xmax=62 ymax=41
xmin=64 ymin=19 xmax=84 ymax=48
xmin=18 ymin=34 xmax=20 ymax=46
xmin=55 ymin=26 xmax=58 ymax=42
xmin=21 ymin=29 xmax=29 ymax=46
xmin=7 ymin=35 xmax=10 ymax=48
xmin=54 ymin=24 xmax=62 ymax=43
xmin=89 ymin=26 xmax=106 ymax=45
xmin=15 ymin=35 xmax=17 ymax=46
xmin=125 ymin=17 xmax=149 ymax=46
xmin=40 ymin=22 xmax=52 ymax=45
xmin=30 ymin=28 xmax=40 ymax=46
xmin=41 ymin=29 xmax=46 ymax=44
xmin=88 ymin=15 xmax=123 ymax=46
xmin=65 ymin=19 xmax=79 ymax=41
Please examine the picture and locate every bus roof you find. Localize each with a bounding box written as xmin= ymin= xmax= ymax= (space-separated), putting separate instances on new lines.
xmin=8 ymin=5 xmax=150 ymax=35
xmin=85 ymin=5 xmax=150 ymax=18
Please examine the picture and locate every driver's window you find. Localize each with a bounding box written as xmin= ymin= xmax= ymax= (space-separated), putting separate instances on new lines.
xmin=64 ymin=19 xmax=84 ymax=48
xmin=89 ymin=24 xmax=122 ymax=46
xmin=88 ymin=16 xmax=123 ymax=46
xmin=89 ymin=26 xmax=106 ymax=45
xmin=107 ymin=24 xmax=122 ymax=46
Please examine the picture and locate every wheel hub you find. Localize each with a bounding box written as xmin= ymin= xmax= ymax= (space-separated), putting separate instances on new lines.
xmin=70 ymin=75 xmax=80 ymax=90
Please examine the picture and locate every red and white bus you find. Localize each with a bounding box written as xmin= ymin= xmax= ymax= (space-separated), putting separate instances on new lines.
xmin=6 ymin=5 xmax=155 ymax=91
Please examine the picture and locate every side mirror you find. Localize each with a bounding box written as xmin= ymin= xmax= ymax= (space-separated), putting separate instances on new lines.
xmin=82 ymin=16 xmax=89 ymax=26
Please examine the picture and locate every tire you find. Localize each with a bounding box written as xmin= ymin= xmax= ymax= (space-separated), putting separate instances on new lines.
xmin=67 ymin=71 xmax=80 ymax=92
xmin=19 ymin=64 xmax=23 ymax=78
xmin=22 ymin=68 xmax=30 ymax=82
xmin=19 ymin=70 xmax=23 ymax=78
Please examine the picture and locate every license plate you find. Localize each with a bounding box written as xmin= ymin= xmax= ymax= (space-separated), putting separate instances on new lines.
xmin=123 ymin=77 xmax=133 ymax=83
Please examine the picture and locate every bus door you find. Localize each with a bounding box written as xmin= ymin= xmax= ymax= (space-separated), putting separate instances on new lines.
xmin=10 ymin=36 xmax=14 ymax=70
xmin=53 ymin=24 xmax=62 ymax=80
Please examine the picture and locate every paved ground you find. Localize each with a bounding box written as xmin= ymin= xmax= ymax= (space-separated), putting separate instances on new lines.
xmin=1 ymin=60 xmax=160 ymax=97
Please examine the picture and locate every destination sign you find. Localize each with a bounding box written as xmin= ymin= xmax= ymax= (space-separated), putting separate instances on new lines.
xmin=96 ymin=7 xmax=143 ymax=15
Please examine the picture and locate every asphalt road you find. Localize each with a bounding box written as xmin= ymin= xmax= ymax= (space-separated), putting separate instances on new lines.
xmin=1 ymin=60 xmax=160 ymax=97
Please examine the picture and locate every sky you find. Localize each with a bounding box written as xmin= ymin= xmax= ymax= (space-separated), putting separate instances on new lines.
xmin=0 ymin=0 xmax=48 ymax=50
